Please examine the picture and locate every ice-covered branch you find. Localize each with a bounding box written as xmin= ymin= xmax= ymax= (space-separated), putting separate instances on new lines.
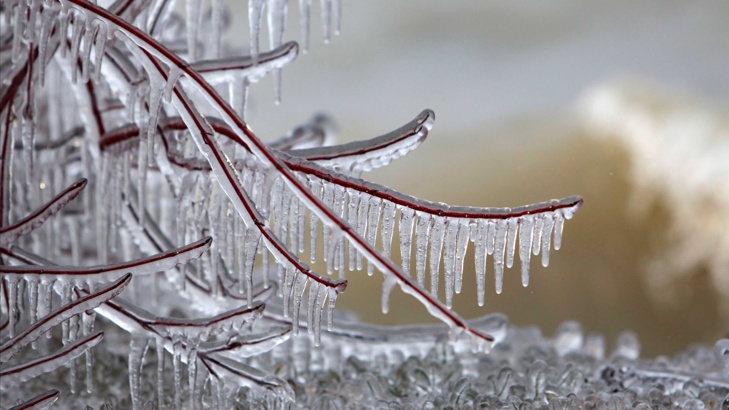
xmin=7 ymin=389 xmax=60 ymax=410
xmin=0 ymin=332 xmax=104 ymax=389
xmin=0 ymin=237 xmax=212 ymax=283
xmin=0 ymin=179 xmax=87 ymax=246
xmin=47 ymin=1 xmax=496 ymax=345
xmin=0 ymin=274 xmax=131 ymax=364
xmin=286 ymin=109 xmax=434 ymax=174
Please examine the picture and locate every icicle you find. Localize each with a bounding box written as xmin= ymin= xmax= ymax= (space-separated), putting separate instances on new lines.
xmin=308 ymin=179 xmax=322 ymax=263
xmin=485 ymin=220 xmax=496 ymax=256
xmin=92 ymin=21 xmax=107 ymax=83
xmin=289 ymin=196 xmax=301 ymax=252
xmin=248 ymin=0 xmax=266 ymax=60
xmin=28 ymin=279 xmax=39 ymax=324
xmin=146 ymin=82 xmax=165 ymax=166
xmin=398 ymin=208 xmax=415 ymax=275
xmin=473 ymin=220 xmax=487 ymax=306
xmin=69 ymin=13 xmax=85 ymax=84
xmin=38 ymin=6 xmax=58 ymax=87
xmin=442 ymin=220 xmax=459 ymax=308
xmin=251 ymin=166 xmax=266 ymax=207
xmin=493 ymin=219 xmax=507 ymax=294
xmin=11 ymin=2 xmax=24 ymax=62
xmin=186 ymin=0 xmax=203 ymax=61
xmin=242 ymin=228 xmax=260 ymax=306
xmin=59 ymin=9 xmax=70 ymax=58
xmin=327 ymin=287 xmax=336 ymax=331
xmin=336 ymin=235 xmax=346 ymax=278
xmin=240 ymin=79 xmax=251 ymax=120
xmin=453 ymin=221 xmax=469 ymax=295
xmin=137 ymin=139 xmax=149 ymax=231
xmin=6 ymin=278 xmax=19 ymax=338
xmin=428 ymin=216 xmax=446 ymax=296
xmin=289 ymin=198 xmax=302 ymax=254
xmin=282 ymin=265 xmax=294 ymax=316
xmin=298 ymin=0 xmax=311 ymax=52
xmin=68 ymin=292 xmax=80 ymax=393
xmin=519 ymin=216 xmax=534 ymax=287
xmin=381 ymin=274 xmax=397 ymax=314
xmin=313 ymin=284 xmax=327 ymax=346
xmin=156 ymin=337 xmax=165 ymax=410
xmin=320 ymin=0 xmax=332 ymax=43
xmin=505 ymin=218 xmax=518 ymax=268
xmin=321 ymin=183 xmax=334 ymax=265
xmin=306 ymin=281 xmax=319 ymax=335
xmin=278 ymin=189 xmax=293 ymax=256
xmin=333 ymin=0 xmax=342 ymax=35
xmin=173 ymin=338 xmax=182 ymax=410
xmin=27 ymin=0 xmax=40 ymax=44
xmin=553 ymin=210 xmax=565 ymax=251
xmin=128 ymin=335 xmax=148 ymax=410
xmin=121 ymin=152 xmax=131 ymax=206
xmin=187 ymin=344 xmax=199 ymax=406
xmin=270 ymin=179 xmax=284 ymax=233
xmin=327 ymin=186 xmax=345 ymax=274
xmin=291 ymin=275 xmax=308 ymax=335
xmin=346 ymin=190 xmax=360 ymax=271
xmin=211 ymin=0 xmax=224 ymax=58
xmin=261 ymin=246 xmax=270 ymax=287
xmin=276 ymin=264 xmax=284 ymax=297
xmin=541 ymin=213 xmax=555 ymax=267
xmin=267 ymin=0 xmax=288 ymax=104
xmin=365 ymin=198 xmax=382 ymax=276
xmin=43 ymin=280 xmax=55 ymax=332
xmin=355 ymin=194 xmax=371 ymax=271
xmin=80 ymin=21 xmax=97 ymax=83
xmin=532 ymin=214 xmax=544 ymax=256
xmin=380 ymin=202 xmax=397 ymax=258
xmin=414 ymin=212 xmax=431 ymax=286
xmin=83 ymin=307 xmax=95 ymax=393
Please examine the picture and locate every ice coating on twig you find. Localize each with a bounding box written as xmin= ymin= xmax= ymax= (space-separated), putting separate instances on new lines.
xmin=7 ymin=389 xmax=60 ymax=410
xmin=194 ymin=42 xmax=298 ymax=85
xmin=0 ymin=332 xmax=104 ymax=389
xmin=287 ymin=109 xmax=434 ymax=175
xmin=0 ymin=179 xmax=87 ymax=246
xmin=0 ymin=274 xmax=131 ymax=364
xmin=200 ymin=353 xmax=295 ymax=403
xmin=0 ymin=237 xmax=212 ymax=284
xmin=87 ymin=290 xmax=264 ymax=342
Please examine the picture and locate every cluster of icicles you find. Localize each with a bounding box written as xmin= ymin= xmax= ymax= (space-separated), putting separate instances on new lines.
xmin=0 ymin=0 xmax=582 ymax=408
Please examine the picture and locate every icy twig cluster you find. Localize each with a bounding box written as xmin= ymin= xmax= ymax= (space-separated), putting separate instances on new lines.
xmin=0 ymin=0 xmax=595 ymax=407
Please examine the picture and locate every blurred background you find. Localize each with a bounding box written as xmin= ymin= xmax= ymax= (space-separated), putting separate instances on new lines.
xmin=227 ymin=1 xmax=729 ymax=358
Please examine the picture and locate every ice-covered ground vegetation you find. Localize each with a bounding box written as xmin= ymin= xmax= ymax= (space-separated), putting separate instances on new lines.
xmin=0 ymin=0 xmax=727 ymax=409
